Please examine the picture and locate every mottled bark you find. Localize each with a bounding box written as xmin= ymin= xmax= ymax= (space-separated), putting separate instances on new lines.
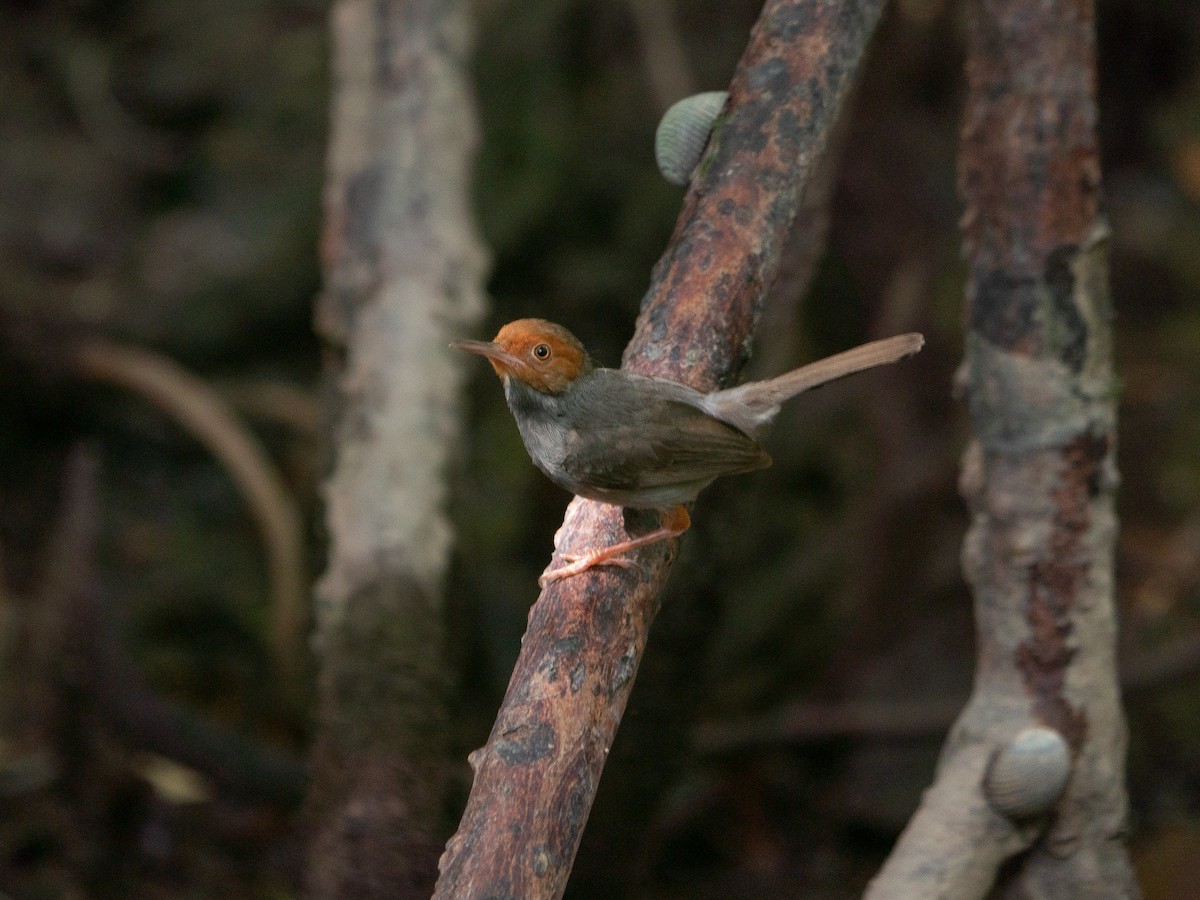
xmin=305 ymin=0 xmax=488 ymax=897
xmin=434 ymin=1 xmax=886 ymax=897
xmin=866 ymin=0 xmax=1137 ymax=896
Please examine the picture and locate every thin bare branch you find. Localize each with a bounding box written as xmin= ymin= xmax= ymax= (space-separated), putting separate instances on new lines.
xmin=693 ymin=699 xmax=966 ymax=751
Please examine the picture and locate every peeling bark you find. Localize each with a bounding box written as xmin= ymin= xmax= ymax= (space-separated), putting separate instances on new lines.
xmin=434 ymin=1 xmax=886 ymax=897
xmin=305 ymin=0 xmax=488 ymax=896
xmin=866 ymin=0 xmax=1137 ymax=896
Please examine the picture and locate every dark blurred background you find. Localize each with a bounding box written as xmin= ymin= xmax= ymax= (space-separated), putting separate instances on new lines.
xmin=1 ymin=0 xmax=1199 ymax=897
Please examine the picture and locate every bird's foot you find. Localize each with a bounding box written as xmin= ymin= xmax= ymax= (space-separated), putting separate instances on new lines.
xmin=538 ymin=506 xmax=692 ymax=588
xmin=539 ymin=549 xmax=637 ymax=587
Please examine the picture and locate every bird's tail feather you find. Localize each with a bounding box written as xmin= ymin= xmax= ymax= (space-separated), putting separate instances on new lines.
xmin=753 ymin=332 xmax=924 ymax=403
xmin=703 ymin=333 xmax=924 ymax=434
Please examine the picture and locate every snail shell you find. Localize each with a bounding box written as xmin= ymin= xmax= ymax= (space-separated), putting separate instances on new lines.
xmin=984 ymin=726 xmax=1071 ymax=820
xmin=654 ymin=91 xmax=729 ymax=186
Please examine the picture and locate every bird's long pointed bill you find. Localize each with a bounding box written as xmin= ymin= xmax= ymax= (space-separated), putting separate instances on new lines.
xmin=771 ymin=332 xmax=925 ymax=395
xmin=450 ymin=339 xmax=524 ymax=376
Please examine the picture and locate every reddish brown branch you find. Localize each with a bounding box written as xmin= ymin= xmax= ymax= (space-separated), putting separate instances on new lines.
xmin=434 ymin=1 xmax=886 ymax=896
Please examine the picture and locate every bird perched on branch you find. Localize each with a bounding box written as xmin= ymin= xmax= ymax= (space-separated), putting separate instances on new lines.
xmin=454 ymin=319 xmax=923 ymax=586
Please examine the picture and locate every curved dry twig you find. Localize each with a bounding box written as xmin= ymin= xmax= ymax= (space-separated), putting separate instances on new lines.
xmin=73 ymin=339 xmax=307 ymax=685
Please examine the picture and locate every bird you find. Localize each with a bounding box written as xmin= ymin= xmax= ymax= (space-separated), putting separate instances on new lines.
xmin=453 ymin=319 xmax=924 ymax=586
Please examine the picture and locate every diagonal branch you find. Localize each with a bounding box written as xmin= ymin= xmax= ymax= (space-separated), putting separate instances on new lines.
xmin=435 ymin=1 xmax=886 ymax=897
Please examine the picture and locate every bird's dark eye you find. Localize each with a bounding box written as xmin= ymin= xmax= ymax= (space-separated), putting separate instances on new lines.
xmin=532 ymin=343 xmax=552 ymax=361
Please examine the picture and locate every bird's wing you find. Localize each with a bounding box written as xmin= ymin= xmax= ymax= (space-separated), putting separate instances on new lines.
xmin=560 ymin=397 xmax=770 ymax=492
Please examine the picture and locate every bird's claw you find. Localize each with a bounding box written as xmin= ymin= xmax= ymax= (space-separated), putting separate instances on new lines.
xmin=539 ymin=550 xmax=637 ymax=588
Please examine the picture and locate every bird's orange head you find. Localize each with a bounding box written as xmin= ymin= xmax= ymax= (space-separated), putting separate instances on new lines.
xmin=451 ymin=318 xmax=592 ymax=394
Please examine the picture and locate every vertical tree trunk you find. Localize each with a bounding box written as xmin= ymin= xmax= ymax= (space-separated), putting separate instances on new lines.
xmin=305 ymin=0 xmax=487 ymax=896
xmin=866 ymin=0 xmax=1138 ymax=895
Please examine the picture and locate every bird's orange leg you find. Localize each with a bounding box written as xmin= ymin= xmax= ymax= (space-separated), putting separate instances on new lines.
xmin=539 ymin=505 xmax=691 ymax=587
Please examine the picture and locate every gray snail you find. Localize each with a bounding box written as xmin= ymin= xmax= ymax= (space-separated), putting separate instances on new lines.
xmin=983 ymin=726 xmax=1071 ymax=820
xmin=655 ymin=91 xmax=730 ymax=186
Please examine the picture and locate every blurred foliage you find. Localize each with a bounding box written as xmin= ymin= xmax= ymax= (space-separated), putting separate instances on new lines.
xmin=0 ymin=0 xmax=1198 ymax=896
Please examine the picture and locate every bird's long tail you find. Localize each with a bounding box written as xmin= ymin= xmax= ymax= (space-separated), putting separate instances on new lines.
xmin=754 ymin=332 xmax=924 ymax=401
xmin=702 ymin=332 xmax=924 ymax=435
